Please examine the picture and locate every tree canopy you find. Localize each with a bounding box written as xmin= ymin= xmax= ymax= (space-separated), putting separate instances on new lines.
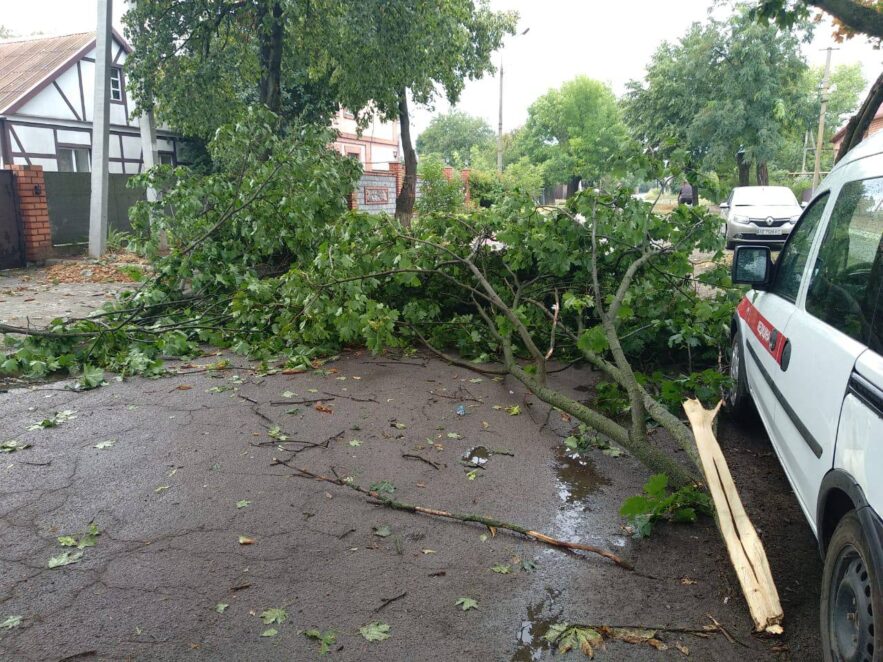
xmin=625 ymin=10 xmax=809 ymax=186
xmin=519 ymin=76 xmax=628 ymax=194
xmin=416 ymin=111 xmax=495 ymax=167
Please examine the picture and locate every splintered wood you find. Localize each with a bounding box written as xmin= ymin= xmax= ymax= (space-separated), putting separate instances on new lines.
xmin=683 ymin=399 xmax=784 ymax=635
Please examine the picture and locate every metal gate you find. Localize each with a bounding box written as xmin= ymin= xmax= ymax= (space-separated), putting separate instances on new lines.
xmin=0 ymin=170 xmax=24 ymax=269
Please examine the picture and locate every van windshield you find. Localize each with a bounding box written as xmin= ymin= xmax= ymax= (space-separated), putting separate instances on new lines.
xmin=733 ymin=188 xmax=798 ymax=207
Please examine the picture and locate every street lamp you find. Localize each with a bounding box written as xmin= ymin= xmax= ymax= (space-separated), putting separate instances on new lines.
xmin=497 ymin=27 xmax=530 ymax=173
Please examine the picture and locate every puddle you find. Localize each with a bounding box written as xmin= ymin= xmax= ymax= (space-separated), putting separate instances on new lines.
xmin=462 ymin=445 xmax=490 ymax=467
xmin=512 ymin=590 xmax=562 ymax=661
xmin=554 ymin=448 xmax=609 ymax=503
xmin=552 ymin=447 xmax=612 ymax=543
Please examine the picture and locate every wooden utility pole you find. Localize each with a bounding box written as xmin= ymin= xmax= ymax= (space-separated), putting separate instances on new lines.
xmin=496 ymin=57 xmax=504 ymax=173
xmin=88 ymin=0 xmax=112 ymax=257
xmin=812 ymin=47 xmax=836 ymax=191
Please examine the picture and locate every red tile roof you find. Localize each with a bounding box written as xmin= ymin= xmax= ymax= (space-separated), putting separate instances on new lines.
xmin=0 ymin=32 xmax=95 ymax=114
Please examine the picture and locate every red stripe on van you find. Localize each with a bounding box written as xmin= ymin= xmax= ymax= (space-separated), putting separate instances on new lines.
xmin=737 ymin=297 xmax=788 ymax=366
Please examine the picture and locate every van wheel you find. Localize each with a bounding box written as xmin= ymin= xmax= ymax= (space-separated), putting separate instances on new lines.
xmin=821 ymin=511 xmax=882 ymax=662
xmin=725 ymin=331 xmax=752 ymax=418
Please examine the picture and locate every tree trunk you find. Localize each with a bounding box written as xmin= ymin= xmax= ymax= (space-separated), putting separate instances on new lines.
xmin=257 ymin=0 xmax=283 ymax=113
xmin=737 ymin=151 xmax=750 ymax=187
xmin=836 ymin=71 xmax=883 ymax=164
xmin=395 ymin=89 xmax=417 ymax=227
xmin=755 ymin=162 xmax=769 ymax=186
xmin=566 ymin=176 xmax=582 ymax=198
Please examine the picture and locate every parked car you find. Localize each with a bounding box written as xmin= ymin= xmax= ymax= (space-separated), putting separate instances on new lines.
xmin=728 ymin=131 xmax=883 ymax=660
xmin=721 ymin=185 xmax=804 ymax=249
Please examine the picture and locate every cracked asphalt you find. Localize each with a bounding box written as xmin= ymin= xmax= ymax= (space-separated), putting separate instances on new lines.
xmin=0 ymin=352 xmax=821 ymax=660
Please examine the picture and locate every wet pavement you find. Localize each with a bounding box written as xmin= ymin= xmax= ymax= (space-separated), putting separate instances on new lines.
xmin=0 ymin=267 xmax=129 ymax=329
xmin=0 ymin=352 xmax=821 ymax=660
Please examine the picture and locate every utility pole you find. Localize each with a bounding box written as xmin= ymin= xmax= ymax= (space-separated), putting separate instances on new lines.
xmin=812 ymin=47 xmax=836 ymax=191
xmin=89 ymin=0 xmax=112 ymax=257
xmin=496 ymin=57 xmax=504 ymax=173
xmin=496 ymin=27 xmax=529 ymax=174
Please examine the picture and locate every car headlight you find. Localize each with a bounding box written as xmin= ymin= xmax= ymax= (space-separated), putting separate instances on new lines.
xmin=790 ymin=214 xmax=800 ymax=223
xmin=733 ymin=215 xmax=749 ymax=223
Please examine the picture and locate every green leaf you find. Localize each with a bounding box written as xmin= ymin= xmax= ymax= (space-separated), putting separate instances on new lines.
xmin=260 ymin=608 xmax=287 ymax=625
xmin=94 ymin=440 xmax=115 ymax=450
xmin=446 ymin=432 xmax=462 ymax=439
xmin=491 ymin=564 xmax=511 ymax=574
xmin=0 ymin=440 xmax=31 ymax=453
xmin=260 ymin=628 xmax=278 ymax=638
xmin=577 ymin=325 xmax=609 ymax=354
xmin=304 ymin=628 xmax=336 ymax=655
xmin=359 ymin=621 xmax=390 ymax=642
xmin=78 ymin=365 xmax=105 ymax=390
xmin=214 ymin=603 xmax=229 ymax=613
xmin=369 ymin=480 xmax=395 ymax=495
xmin=267 ymin=426 xmax=288 ymax=441
xmin=236 ymin=500 xmax=251 ymax=509
xmin=48 ymin=551 xmax=83 ymax=568
xmin=373 ymin=525 xmax=391 ymax=538
xmin=349 ymin=439 xmax=362 ymax=447
xmin=619 ymin=495 xmax=651 ymax=518
xmin=455 ymin=597 xmax=478 ymax=611
xmin=57 ymin=536 xmax=78 ymax=547
xmin=543 ymin=622 xmax=569 ymax=643
xmin=0 ymin=615 xmax=22 ymax=630
xmin=505 ymin=405 xmax=521 ymax=416
xmin=643 ymin=473 xmax=669 ymax=498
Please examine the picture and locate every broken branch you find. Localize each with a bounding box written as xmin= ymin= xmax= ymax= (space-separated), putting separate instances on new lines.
xmin=289 ymin=464 xmax=633 ymax=570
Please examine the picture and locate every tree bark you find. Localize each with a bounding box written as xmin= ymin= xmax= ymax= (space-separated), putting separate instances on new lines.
xmin=737 ymin=151 xmax=750 ymax=186
xmin=257 ymin=0 xmax=283 ymax=113
xmin=755 ymin=162 xmax=769 ymax=186
xmin=809 ymin=0 xmax=883 ymax=41
xmin=396 ymin=89 xmax=417 ymax=227
xmin=835 ymin=70 xmax=883 ymax=163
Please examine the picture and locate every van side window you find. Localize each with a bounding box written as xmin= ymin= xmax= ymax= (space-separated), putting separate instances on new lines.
xmin=771 ymin=192 xmax=829 ymax=302
xmin=806 ymin=178 xmax=883 ymax=349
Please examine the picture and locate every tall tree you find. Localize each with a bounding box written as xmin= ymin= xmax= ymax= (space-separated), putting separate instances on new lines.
xmin=416 ymin=111 xmax=494 ymax=167
xmin=124 ymin=1 xmax=338 ymax=141
xmin=625 ymin=10 xmax=808 ymax=186
xmin=318 ymin=1 xmax=516 ymax=225
xmin=520 ymin=76 xmax=628 ymax=196
xmin=0 ymin=25 xmax=12 ymax=39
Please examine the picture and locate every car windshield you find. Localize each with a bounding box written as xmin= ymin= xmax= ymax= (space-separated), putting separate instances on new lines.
xmin=732 ymin=187 xmax=798 ymax=207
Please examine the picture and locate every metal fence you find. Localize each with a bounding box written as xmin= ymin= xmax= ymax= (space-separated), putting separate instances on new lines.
xmin=44 ymin=173 xmax=145 ymax=246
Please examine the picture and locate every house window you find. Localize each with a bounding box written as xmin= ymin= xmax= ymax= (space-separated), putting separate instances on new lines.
xmin=110 ymin=68 xmax=123 ymax=102
xmin=57 ymin=147 xmax=91 ymax=172
xmin=159 ymin=152 xmax=174 ymax=165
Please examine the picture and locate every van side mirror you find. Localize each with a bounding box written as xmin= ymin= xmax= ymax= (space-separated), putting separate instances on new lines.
xmin=720 ymin=202 xmax=729 ymax=210
xmin=800 ymin=201 xmax=808 ymax=208
xmin=732 ymin=245 xmax=773 ymax=289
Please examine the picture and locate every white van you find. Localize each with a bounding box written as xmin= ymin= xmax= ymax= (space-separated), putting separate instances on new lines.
xmin=729 ymin=132 xmax=883 ymax=660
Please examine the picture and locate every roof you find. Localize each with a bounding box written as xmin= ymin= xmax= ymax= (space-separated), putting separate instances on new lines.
xmin=0 ymin=30 xmax=131 ymax=115
xmin=831 ymin=104 xmax=883 ymax=144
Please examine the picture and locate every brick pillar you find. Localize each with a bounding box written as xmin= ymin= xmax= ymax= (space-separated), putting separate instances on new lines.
xmin=443 ymin=166 xmax=454 ymax=181
xmin=388 ymin=162 xmax=404 ymax=195
xmin=348 ymin=188 xmax=359 ymax=211
xmin=6 ymin=165 xmax=52 ymax=263
xmin=461 ymin=168 xmax=471 ymax=206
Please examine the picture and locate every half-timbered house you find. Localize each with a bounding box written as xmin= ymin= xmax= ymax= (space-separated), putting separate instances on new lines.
xmin=0 ymin=31 xmax=180 ymax=173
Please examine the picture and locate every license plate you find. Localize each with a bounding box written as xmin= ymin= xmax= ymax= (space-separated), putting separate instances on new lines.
xmin=757 ymin=228 xmax=782 ymax=236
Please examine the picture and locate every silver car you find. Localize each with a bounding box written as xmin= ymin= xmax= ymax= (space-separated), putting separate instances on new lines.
xmin=721 ymin=186 xmax=803 ymax=249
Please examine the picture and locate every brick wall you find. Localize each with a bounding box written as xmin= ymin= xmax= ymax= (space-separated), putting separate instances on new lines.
xmin=5 ymin=164 xmax=52 ymax=263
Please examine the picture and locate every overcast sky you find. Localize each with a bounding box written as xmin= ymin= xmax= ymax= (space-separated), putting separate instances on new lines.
xmin=1 ymin=0 xmax=879 ymax=136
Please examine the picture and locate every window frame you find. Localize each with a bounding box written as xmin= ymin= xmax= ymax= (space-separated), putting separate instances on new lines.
xmin=109 ymin=67 xmax=124 ymax=104
xmin=56 ymin=145 xmax=91 ymax=173
xmin=768 ymin=191 xmax=831 ymax=304
xmin=804 ymin=175 xmax=883 ymax=349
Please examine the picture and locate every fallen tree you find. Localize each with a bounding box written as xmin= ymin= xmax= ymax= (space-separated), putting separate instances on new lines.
xmin=1 ymin=108 xmax=740 ymax=486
